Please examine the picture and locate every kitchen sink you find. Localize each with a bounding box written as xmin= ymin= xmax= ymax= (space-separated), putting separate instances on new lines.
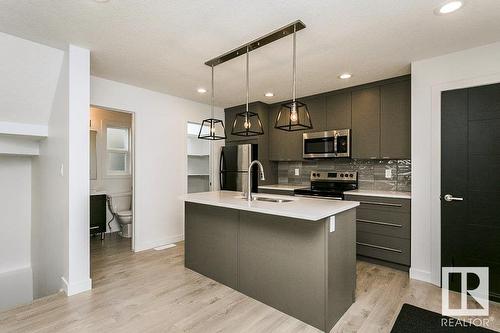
xmin=234 ymin=194 xmax=295 ymax=203
xmin=252 ymin=196 xmax=294 ymax=203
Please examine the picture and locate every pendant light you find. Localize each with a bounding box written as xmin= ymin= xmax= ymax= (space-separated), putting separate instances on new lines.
xmin=274 ymin=23 xmax=313 ymax=131
xmin=198 ymin=64 xmax=227 ymax=140
xmin=231 ymin=46 xmax=264 ymax=137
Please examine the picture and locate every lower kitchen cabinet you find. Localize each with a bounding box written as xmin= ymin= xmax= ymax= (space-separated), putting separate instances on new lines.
xmin=344 ymin=194 xmax=411 ymax=271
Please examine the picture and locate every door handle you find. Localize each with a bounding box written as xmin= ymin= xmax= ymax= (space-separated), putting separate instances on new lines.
xmin=443 ymin=194 xmax=464 ymax=202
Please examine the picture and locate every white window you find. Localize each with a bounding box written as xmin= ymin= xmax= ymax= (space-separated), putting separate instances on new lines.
xmin=106 ymin=126 xmax=130 ymax=175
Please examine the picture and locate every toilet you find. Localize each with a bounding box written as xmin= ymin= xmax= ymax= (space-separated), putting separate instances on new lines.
xmin=106 ymin=195 xmax=133 ymax=238
xmin=116 ymin=210 xmax=133 ymax=238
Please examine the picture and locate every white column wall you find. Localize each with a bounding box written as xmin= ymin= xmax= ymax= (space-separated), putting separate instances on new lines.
xmin=411 ymin=41 xmax=500 ymax=285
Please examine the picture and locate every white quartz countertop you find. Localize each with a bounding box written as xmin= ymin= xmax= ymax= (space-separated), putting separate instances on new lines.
xmin=183 ymin=191 xmax=359 ymax=221
xmin=258 ymin=184 xmax=307 ymax=191
xmin=344 ymin=189 xmax=411 ymax=199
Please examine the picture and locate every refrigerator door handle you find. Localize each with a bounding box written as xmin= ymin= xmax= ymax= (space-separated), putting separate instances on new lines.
xmin=219 ymin=149 xmax=225 ymax=189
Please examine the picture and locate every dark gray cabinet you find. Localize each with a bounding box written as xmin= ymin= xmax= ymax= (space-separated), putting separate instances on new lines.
xmin=380 ymin=80 xmax=411 ymax=159
xmin=326 ymin=92 xmax=351 ymax=130
xmin=344 ymin=194 xmax=411 ymax=270
xmin=226 ymin=75 xmax=411 ymax=162
xmin=351 ymin=87 xmax=381 ymax=159
xmin=268 ymin=95 xmax=326 ymax=161
xmin=268 ymin=103 xmax=303 ymax=161
xmin=302 ymin=95 xmax=327 ymax=132
xmin=185 ymin=201 xmax=356 ymax=332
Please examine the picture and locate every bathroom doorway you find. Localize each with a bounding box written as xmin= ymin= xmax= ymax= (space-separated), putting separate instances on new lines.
xmin=89 ymin=106 xmax=135 ymax=266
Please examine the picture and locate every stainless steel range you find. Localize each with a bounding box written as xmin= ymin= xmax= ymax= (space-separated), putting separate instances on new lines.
xmin=294 ymin=171 xmax=358 ymax=200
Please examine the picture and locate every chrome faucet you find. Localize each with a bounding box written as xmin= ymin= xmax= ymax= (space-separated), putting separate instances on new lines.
xmin=247 ymin=160 xmax=265 ymax=204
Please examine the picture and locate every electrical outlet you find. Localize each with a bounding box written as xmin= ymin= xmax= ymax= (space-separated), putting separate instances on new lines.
xmin=294 ymin=168 xmax=300 ymax=176
xmin=329 ymin=216 xmax=336 ymax=232
xmin=60 ymin=163 xmax=64 ymax=177
xmin=385 ymin=169 xmax=392 ymax=179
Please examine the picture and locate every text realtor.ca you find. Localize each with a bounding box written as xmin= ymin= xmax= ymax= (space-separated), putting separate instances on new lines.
xmin=441 ymin=267 xmax=492 ymax=328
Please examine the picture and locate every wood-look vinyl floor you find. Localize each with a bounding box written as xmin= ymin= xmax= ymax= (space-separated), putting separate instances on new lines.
xmin=1 ymin=233 xmax=498 ymax=333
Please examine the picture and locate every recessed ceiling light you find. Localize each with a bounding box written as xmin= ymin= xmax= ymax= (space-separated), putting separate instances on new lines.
xmin=197 ymin=88 xmax=207 ymax=94
xmin=94 ymin=0 xmax=110 ymax=2
xmin=265 ymin=92 xmax=274 ymax=97
xmin=339 ymin=73 xmax=352 ymax=79
xmin=437 ymin=1 xmax=463 ymax=14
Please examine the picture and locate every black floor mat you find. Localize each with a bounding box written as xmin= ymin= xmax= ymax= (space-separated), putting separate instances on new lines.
xmin=390 ymin=304 xmax=495 ymax=333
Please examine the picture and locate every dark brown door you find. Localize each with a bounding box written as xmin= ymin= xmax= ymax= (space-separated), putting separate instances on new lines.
xmin=441 ymin=83 xmax=500 ymax=302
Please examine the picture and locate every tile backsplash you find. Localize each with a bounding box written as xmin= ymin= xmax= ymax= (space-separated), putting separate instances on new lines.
xmin=278 ymin=159 xmax=411 ymax=192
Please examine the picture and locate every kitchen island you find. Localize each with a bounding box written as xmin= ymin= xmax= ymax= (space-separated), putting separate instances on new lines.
xmin=183 ymin=191 xmax=359 ymax=332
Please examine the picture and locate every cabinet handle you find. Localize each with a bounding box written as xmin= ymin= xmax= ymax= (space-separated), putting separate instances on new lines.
xmin=359 ymin=201 xmax=402 ymax=208
xmin=90 ymin=226 xmax=100 ymax=230
xmin=356 ymin=219 xmax=402 ymax=228
xmin=356 ymin=242 xmax=402 ymax=253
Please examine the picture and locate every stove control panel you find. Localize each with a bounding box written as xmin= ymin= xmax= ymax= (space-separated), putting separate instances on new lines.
xmin=310 ymin=171 xmax=357 ymax=181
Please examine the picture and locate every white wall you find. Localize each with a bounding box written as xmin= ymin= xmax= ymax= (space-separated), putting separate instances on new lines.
xmin=90 ymin=76 xmax=224 ymax=251
xmin=0 ymin=31 xmax=65 ymax=308
xmin=31 ymin=50 xmax=69 ymax=299
xmin=65 ymin=45 xmax=91 ymax=296
xmin=411 ymin=41 xmax=500 ymax=285
xmin=0 ymin=156 xmax=33 ymax=311
xmin=0 ymin=32 xmax=63 ymax=125
xmin=90 ymin=106 xmax=133 ymax=232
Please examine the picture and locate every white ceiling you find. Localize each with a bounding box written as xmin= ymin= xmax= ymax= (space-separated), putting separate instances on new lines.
xmin=1 ymin=0 xmax=500 ymax=108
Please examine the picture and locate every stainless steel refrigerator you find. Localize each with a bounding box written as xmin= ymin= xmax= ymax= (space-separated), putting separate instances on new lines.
xmin=220 ymin=144 xmax=258 ymax=193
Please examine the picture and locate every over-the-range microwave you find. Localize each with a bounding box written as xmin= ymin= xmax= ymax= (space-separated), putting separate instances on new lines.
xmin=303 ymin=129 xmax=351 ymax=159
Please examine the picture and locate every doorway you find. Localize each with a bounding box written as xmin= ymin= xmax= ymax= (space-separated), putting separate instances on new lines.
xmin=89 ymin=106 xmax=135 ymax=278
xmin=441 ymin=83 xmax=500 ymax=302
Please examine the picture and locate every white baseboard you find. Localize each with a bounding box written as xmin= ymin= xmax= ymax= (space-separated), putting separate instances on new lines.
xmin=0 ymin=266 xmax=33 ymax=312
xmin=134 ymin=234 xmax=184 ymax=252
xmin=61 ymin=276 xmax=92 ymax=296
xmin=409 ymin=267 xmax=432 ymax=283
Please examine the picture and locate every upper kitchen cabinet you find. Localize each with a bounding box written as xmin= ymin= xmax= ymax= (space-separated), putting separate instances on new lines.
xmin=380 ymin=79 xmax=411 ymax=159
xmin=268 ymin=103 xmax=303 ymax=161
xmin=268 ymin=95 xmax=326 ymax=161
xmin=301 ymin=95 xmax=326 ymax=133
xmin=326 ymin=92 xmax=351 ymax=130
xmin=351 ymin=87 xmax=381 ymax=159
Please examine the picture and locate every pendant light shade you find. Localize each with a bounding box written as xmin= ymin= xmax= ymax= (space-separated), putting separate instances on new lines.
xmin=231 ymin=47 xmax=264 ymax=137
xmin=198 ymin=65 xmax=227 ymax=140
xmin=231 ymin=111 xmax=264 ymax=136
xmin=274 ymin=100 xmax=312 ymax=131
xmin=198 ymin=118 xmax=226 ymax=140
xmin=274 ymin=23 xmax=312 ymax=132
